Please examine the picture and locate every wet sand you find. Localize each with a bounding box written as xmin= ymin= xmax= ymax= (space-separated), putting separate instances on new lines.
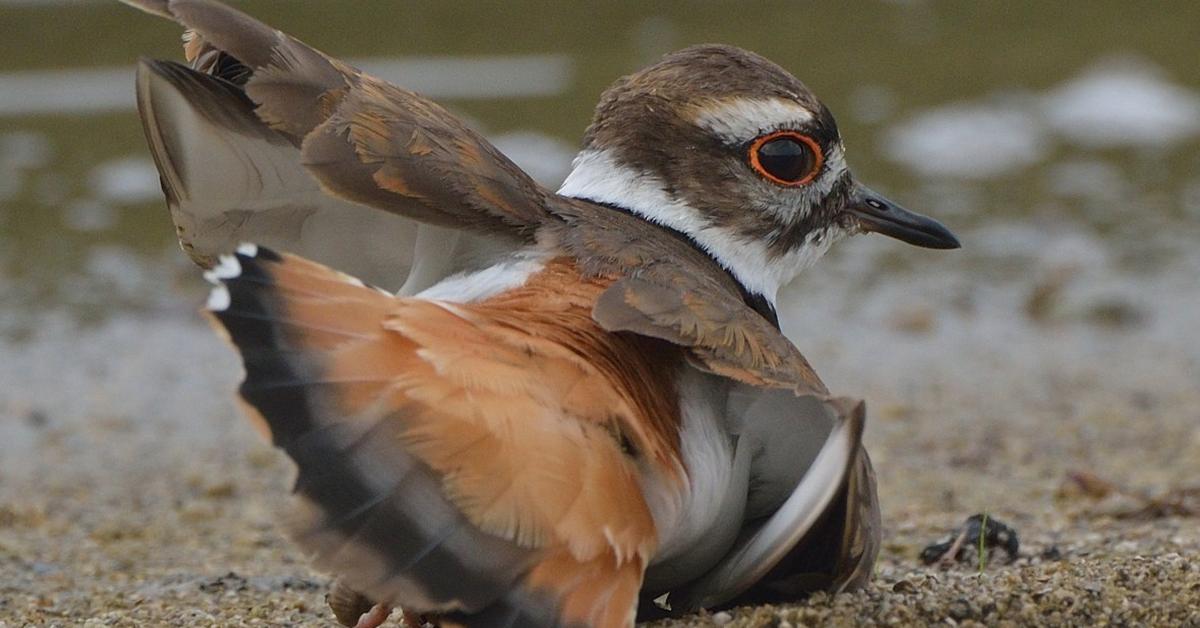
xmin=2 ymin=230 xmax=1197 ymax=627
xmin=2 ymin=0 xmax=1199 ymax=624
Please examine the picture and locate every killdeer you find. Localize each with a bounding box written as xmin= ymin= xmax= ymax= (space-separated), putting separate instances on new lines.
xmin=124 ymin=1 xmax=959 ymax=626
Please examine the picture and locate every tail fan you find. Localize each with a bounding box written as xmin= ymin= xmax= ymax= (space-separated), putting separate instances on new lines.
xmin=204 ymin=245 xmax=656 ymax=627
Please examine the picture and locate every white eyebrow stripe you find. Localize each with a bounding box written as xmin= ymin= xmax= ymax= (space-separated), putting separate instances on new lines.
xmin=692 ymin=98 xmax=816 ymax=144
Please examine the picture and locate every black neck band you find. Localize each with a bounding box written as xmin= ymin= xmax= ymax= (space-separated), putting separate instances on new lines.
xmin=586 ymin=200 xmax=781 ymax=330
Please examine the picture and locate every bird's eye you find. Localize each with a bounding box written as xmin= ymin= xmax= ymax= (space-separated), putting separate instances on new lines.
xmin=748 ymin=131 xmax=823 ymax=186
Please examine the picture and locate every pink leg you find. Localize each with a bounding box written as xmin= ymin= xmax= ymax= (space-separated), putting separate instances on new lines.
xmin=352 ymin=603 xmax=393 ymax=628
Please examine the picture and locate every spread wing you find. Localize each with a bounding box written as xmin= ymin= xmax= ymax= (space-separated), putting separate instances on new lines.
xmin=125 ymin=0 xmax=550 ymax=291
xmin=551 ymin=199 xmax=829 ymax=397
xmin=204 ymin=245 xmax=669 ymax=627
xmin=125 ymin=0 xmax=828 ymax=390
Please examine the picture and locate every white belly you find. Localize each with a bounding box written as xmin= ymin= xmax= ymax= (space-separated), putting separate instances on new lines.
xmin=641 ymin=367 xmax=751 ymax=592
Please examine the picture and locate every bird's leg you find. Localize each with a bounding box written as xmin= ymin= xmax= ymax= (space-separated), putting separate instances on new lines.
xmin=326 ymin=577 xmax=441 ymax=628
xmin=352 ymin=603 xmax=393 ymax=628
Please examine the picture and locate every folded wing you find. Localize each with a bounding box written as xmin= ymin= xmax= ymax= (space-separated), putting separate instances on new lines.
xmin=666 ymin=397 xmax=879 ymax=612
xmin=551 ymin=201 xmax=829 ymax=397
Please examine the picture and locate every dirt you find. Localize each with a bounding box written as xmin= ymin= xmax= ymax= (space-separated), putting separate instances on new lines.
xmin=2 ymin=234 xmax=1199 ymax=627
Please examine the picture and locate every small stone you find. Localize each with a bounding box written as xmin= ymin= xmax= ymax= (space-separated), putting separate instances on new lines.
xmin=203 ymin=481 xmax=236 ymax=499
xmin=1040 ymin=546 xmax=1063 ymax=561
xmin=25 ymin=409 xmax=49 ymax=428
xmin=947 ymin=598 xmax=973 ymax=620
xmin=891 ymin=304 xmax=937 ymax=334
xmin=712 ymin=611 xmax=733 ymax=625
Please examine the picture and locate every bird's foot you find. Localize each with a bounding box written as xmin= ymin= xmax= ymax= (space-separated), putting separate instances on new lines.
xmin=352 ymin=603 xmax=393 ymax=628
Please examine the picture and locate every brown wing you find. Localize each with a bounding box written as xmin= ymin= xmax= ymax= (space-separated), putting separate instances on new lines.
xmin=665 ymin=397 xmax=872 ymax=612
xmin=135 ymin=58 xmax=434 ymax=289
xmin=125 ymin=0 xmax=547 ymax=289
xmin=205 ymin=246 xmax=677 ymax=627
xmin=125 ymin=0 xmax=826 ymax=392
xmin=549 ymin=198 xmax=829 ymax=397
xmin=831 ymin=444 xmax=882 ymax=593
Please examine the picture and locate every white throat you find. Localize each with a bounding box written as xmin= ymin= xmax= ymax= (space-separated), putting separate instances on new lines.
xmin=557 ymin=148 xmax=835 ymax=302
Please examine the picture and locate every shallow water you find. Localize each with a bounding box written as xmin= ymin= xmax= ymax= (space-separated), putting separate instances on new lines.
xmin=2 ymin=1 xmax=1198 ymax=320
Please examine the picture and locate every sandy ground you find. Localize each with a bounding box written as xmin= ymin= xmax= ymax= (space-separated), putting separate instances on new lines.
xmin=2 ymin=227 xmax=1199 ymax=627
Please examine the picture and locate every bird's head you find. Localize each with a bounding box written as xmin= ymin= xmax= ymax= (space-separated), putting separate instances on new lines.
xmin=559 ymin=44 xmax=959 ymax=302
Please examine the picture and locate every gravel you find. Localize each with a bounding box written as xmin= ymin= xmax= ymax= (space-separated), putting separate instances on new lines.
xmin=2 ymin=228 xmax=1198 ymax=626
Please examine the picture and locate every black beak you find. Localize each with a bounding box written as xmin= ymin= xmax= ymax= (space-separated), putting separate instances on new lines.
xmin=847 ymin=184 xmax=960 ymax=249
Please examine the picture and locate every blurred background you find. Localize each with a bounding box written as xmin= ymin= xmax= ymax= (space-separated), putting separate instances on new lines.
xmin=1 ymin=0 xmax=1198 ymax=624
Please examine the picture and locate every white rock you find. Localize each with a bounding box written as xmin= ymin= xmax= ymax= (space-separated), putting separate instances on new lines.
xmin=88 ymin=157 xmax=161 ymax=204
xmin=62 ymin=199 xmax=118 ymax=232
xmin=883 ymin=98 xmax=1046 ymax=179
xmin=1043 ymin=57 xmax=1200 ymax=149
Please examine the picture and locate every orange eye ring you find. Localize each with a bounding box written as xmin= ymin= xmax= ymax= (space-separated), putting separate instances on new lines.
xmin=748 ymin=131 xmax=824 ymax=187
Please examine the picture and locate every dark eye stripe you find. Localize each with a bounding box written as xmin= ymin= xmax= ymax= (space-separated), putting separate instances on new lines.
xmin=748 ymin=131 xmax=824 ymax=186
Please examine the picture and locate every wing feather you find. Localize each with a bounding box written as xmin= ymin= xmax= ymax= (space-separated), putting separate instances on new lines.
xmin=125 ymin=0 xmax=547 ymax=283
xmin=206 ymin=246 xmax=665 ymax=626
xmin=125 ymin=0 xmax=829 ymax=400
xmin=551 ymin=199 xmax=829 ymax=396
xmin=665 ymin=398 xmax=871 ymax=612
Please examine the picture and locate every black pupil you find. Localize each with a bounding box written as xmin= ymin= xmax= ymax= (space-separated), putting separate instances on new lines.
xmin=757 ymin=137 xmax=814 ymax=183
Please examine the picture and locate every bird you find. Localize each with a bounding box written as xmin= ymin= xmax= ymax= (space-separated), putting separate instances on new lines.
xmin=122 ymin=1 xmax=960 ymax=627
